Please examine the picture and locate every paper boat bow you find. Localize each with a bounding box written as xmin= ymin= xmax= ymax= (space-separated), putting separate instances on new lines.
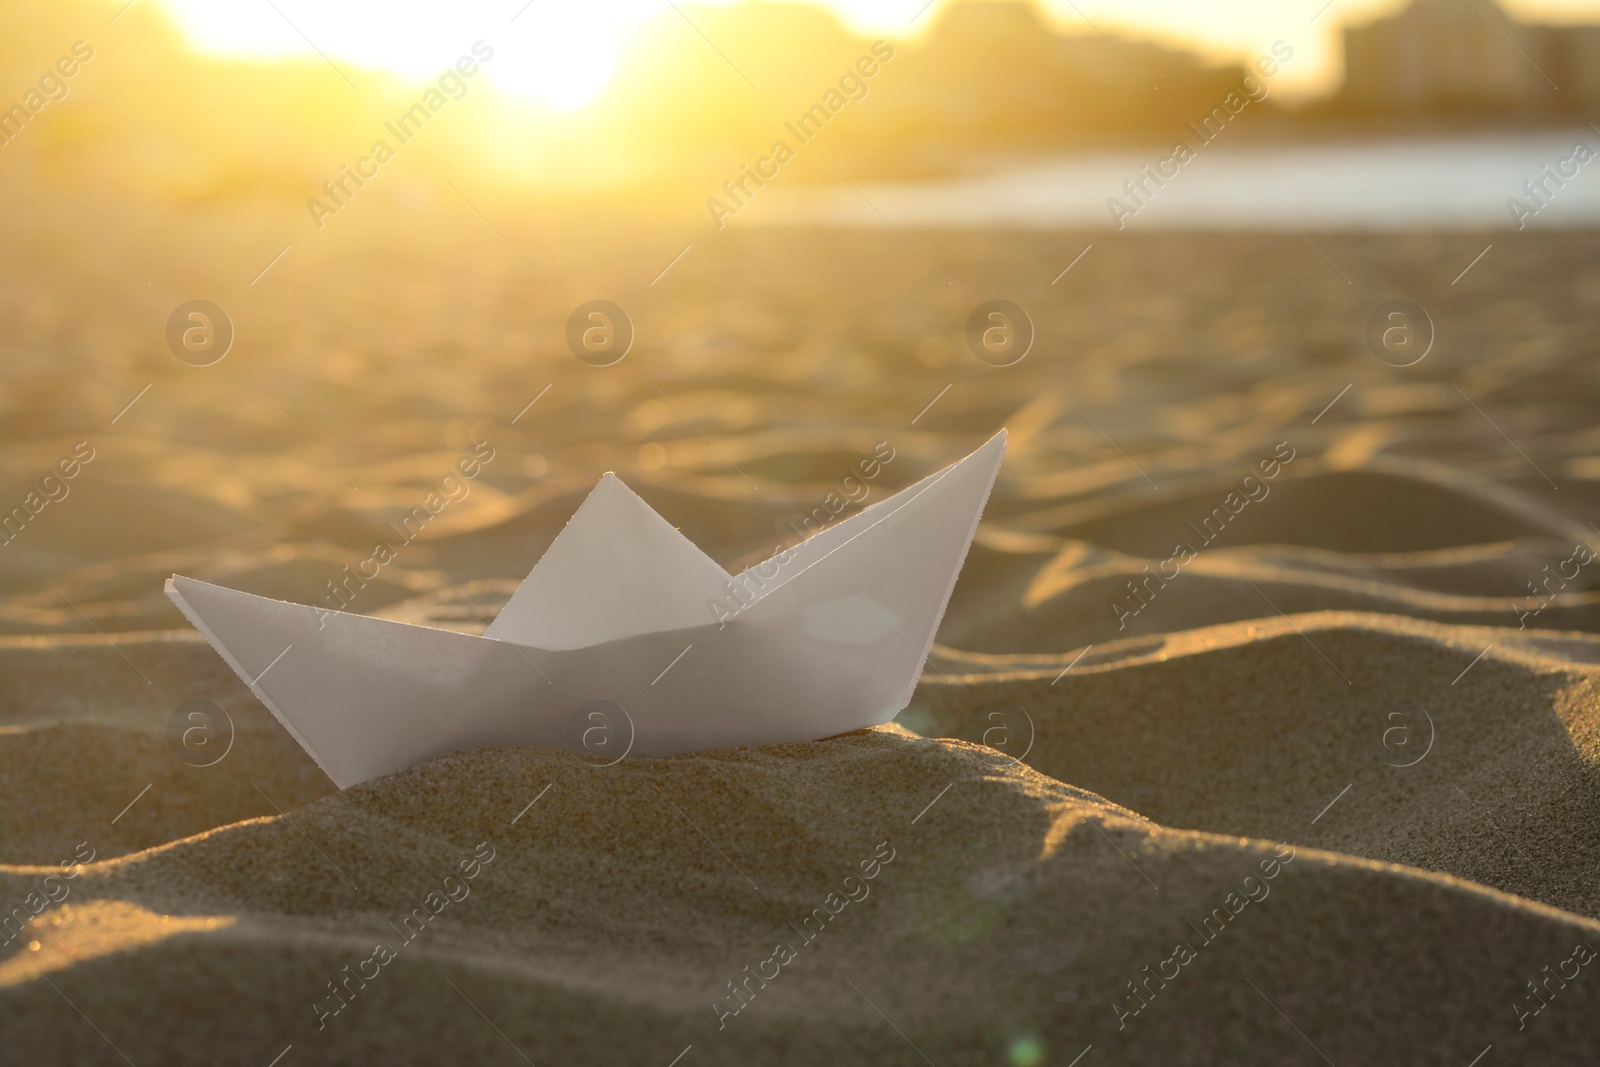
xmin=167 ymin=431 xmax=1005 ymax=788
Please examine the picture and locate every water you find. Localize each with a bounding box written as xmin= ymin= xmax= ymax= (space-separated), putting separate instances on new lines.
xmin=744 ymin=129 xmax=1600 ymax=230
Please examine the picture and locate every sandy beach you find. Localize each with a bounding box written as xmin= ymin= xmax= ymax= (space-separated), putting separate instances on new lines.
xmin=3 ymin=223 xmax=1600 ymax=1063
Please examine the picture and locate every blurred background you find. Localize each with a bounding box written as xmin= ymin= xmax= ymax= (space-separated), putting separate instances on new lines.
xmin=2 ymin=0 xmax=1599 ymax=657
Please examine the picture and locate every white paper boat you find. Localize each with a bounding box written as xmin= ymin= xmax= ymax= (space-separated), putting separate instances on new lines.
xmin=166 ymin=431 xmax=1006 ymax=788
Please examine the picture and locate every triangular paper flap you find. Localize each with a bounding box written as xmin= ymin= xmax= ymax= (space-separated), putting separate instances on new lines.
xmin=735 ymin=431 xmax=1006 ymax=708
xmin=491 ymin=473 xmax=732 ymax=650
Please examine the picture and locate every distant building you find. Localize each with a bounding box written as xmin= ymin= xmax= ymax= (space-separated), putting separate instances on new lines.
xmin=865 ymin=0 xmax=1248 ymax=152
xmin=1341 ymin=0 xmax=1598 ymax=113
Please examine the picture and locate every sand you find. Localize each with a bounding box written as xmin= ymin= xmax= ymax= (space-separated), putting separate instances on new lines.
xmin=2 ymin=714 xmax=1598 ymax=1063
xmin=4 ymin=226 xmax=1600 ymax=1063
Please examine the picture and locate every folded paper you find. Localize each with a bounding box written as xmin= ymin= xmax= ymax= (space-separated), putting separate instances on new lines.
xmin=166 ymin=430 xmax=1006 ymax=788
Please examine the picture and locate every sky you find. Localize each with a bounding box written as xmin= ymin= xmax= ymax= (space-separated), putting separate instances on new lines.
xmin=151 ymin=0 xmax=1600 ymax=108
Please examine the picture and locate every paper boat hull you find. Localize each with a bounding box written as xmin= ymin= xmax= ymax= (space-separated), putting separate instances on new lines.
xmin=169 ymin=576 xmax=928 ymax=788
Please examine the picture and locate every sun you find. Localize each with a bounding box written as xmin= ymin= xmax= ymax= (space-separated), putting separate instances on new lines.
xmin=490 ymin=6 xmax=631 ymax=111
xmin=153 ymin=0 xmax=675 ymax=111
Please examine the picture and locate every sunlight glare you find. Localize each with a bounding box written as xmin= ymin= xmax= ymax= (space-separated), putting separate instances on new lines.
xmin=155 ymin=0 xmax=673 ymax=111
xmin=154 ymin=0 xmax=1600 ymax=107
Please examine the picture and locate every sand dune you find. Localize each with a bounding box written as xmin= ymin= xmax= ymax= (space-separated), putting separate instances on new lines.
xmin=1008 ymin=460 xmax=1587 ymax=554
xmin=919 ymin=612 xmax=1600 ymax=918
xmin=3 ymin=730 xmax=1598 ymax=1065
xmin=0 ymin=635 xmax=331 ymax=865
xmin=942 ymin=544 xmax=1600 ymax=652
